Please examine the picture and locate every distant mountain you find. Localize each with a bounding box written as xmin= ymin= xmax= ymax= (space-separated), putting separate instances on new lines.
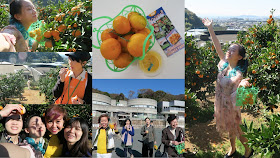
xmin=92 ymin=88 xmax=184 ymax=102
xmin=0 ymin=52 xmax=63 ymax=64
xmin=185 ymin=8 xmax=205 ymax=30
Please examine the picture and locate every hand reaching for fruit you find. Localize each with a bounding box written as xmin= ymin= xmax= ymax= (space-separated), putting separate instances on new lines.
xmin=0 ymin=104 xmax=25 ymax=117
xmin=239 ymin=78 xmax=252 ymax=87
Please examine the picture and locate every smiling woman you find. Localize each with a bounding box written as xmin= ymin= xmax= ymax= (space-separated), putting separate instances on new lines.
xmin=62 ymin=117 xmax=92 ymax=157
xmin=53 ymin=52 xmax=92 ymax=105
xmin=43 ymin=105 xmax=68 ymax=157
xmin=0 ymin=0 xmax=38 ymax=52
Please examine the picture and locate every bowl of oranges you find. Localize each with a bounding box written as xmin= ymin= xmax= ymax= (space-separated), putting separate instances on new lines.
xmin=93 ymin=5 xmax=156 ymax=72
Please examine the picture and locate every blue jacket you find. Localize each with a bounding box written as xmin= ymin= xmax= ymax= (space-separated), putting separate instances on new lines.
xmin=121 ymin=126 xmax=134 ymax=144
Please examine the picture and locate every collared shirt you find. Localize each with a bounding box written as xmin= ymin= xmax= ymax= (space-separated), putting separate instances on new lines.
xmin=68 ymin=69 xmax=86 ymax=80
xmin=68 ymin=69 xmax=87 ymax=87
xmin=0 ymin=130 xmax=22 ymax=144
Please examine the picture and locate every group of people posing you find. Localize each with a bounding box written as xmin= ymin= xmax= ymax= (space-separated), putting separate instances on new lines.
xmin=0 ymin=104 xmax=92 ymax=157
xmin=93 ymin=114 xmax=185 ymax=158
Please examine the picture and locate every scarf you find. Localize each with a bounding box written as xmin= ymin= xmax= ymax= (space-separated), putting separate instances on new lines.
xmin=9 ymin=18 xmax=34 ymax=47
xmin=121 ymin=125 xmax=132 ymax=146
xmin=219 ymin=62 xmax=245 ymax=78
xmin=25 ymin=137 xmax=46 ymax=155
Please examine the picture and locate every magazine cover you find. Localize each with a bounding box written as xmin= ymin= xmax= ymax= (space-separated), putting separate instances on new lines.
xmin=146 ymin=7 xmax=184 ymax=57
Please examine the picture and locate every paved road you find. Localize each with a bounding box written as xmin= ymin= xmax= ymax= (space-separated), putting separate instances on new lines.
xmin=93 ymin=128 xmax=164 ymax=158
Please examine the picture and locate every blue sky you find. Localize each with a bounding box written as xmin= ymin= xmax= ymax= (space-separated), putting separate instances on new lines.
xmin=185 ymin=0 xmax=280 ymax=17
xmin=93 ymin=79 xmax=185 ymax=97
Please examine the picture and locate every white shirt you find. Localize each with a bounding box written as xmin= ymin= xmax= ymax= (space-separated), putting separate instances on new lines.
xmin=67 ymin=69 xmax=88 ymax=87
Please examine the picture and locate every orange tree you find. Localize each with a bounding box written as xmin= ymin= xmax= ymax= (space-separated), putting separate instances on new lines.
xmin=185 ymin=88 xmax=214 ymax=126
xmin=38 ymin=67 xmax=60 ymax=104
xmin=185 ymin=35 xmax=221 ymax=124
xmin=0 ymin=70 xmax=25 ymax=104
xmin=0 ymin=1 xmax=9 ymax=29
xmin=35 ymin=0 xmax=92 ymax=52
xmin=238 ymin=10 xmax=280 ymax=156
xmin=185 ymin=35 xmax=220 ymax=101
xmin=237 ymin=9 xmax=280 ymax=111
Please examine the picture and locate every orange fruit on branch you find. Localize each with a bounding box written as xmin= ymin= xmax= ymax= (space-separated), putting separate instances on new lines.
xmin=51 ymin=30 xmax=60 ymax=38
xmin=54 ymin=36 xmax=61 ymax=42
xmin=72 ymin=11 xmax=81 ymax=16
xmin=54 ymin=13 xmax=65 ymax=22
xmin=58 ymin=24 xmax=67 ymax=33
xmin=44 ymin=31 xmax=52 ymax=38
xmin=45 ymin=40 xmax=53 ymax=48
xmin=72 ymin=30 xmax=82 ymax=37
xmin=73 ymin=23 xmax=78 ymax=28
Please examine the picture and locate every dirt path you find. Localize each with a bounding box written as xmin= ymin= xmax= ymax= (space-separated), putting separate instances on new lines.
xmin=185 ymin=107 xmax=280 ymax=154
xmin=13 ymin=89 xmax=46 ymax=104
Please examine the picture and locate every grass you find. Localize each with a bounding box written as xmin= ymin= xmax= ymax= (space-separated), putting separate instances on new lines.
xmin=186 ymin=107 xmax=277 ymax=158
xmin=187 ymin=139 xmax=274 ymax=158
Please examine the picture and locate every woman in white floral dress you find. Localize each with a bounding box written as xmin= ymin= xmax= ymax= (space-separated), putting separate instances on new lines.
xmin=203 ymin=18 xmax=254 ymax=158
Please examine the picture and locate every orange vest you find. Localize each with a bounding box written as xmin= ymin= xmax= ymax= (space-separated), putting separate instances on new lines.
xmin=55 ymin=70 xmax=87 ymax=104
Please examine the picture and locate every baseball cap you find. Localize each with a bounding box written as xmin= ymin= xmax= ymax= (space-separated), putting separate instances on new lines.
xmin=65 ymin=52 xmax=91 ymax=62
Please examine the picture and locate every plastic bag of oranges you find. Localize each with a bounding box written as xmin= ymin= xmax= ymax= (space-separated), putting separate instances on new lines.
xmin=174 ymin=142 xmax=186 ymax=154
xmin=236 ymin=86 xmax=259 ymax=106
xmin=28 ymin=20 xmax=46 ymax=46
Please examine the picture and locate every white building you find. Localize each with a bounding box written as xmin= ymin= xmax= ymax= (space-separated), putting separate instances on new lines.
xmin=158 ymin=100 xmax=185 ymax=128
xmin=92 ymin=93 xmax=158 ymax=120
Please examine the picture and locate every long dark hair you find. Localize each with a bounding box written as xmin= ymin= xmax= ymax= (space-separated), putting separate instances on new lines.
xmin=62 ymin=117 xmax=91 ymax=157
xmin=236 ymin=44 xmax=248 ymax=75
xmin=123 ymin=118 xmax=132 ymax=127
xmin=10 ymin=0 xmax=24 ymax=23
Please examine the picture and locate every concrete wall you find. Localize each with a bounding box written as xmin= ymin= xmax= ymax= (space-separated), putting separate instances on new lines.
xmin=128 ymin=98 xmax=157 ymax=109
xmin=93 ymin=93 xmax=111 ymax=105
xmin=117 ymin=100 xmax=128 ymax=107
xmin=92 ymin=104 xmax=157 ymax=115
xmin=170 ymin=100 xmax=185 ymax=107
